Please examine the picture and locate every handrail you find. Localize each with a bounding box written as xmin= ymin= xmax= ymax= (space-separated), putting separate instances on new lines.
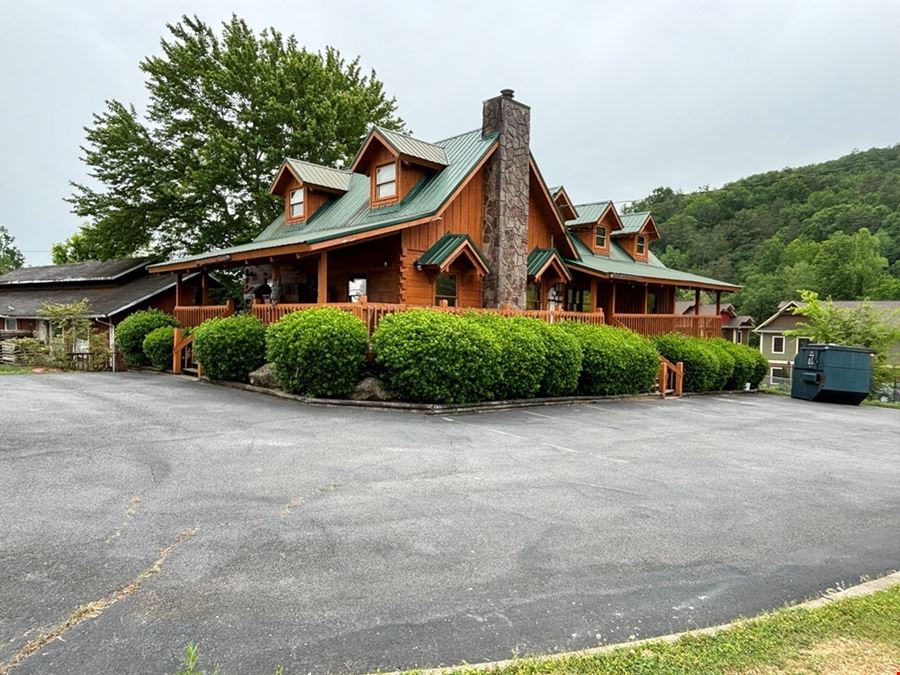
xmin=172 ymin=328 xmax=201 ymax=377
xmin=173 ymin=300 xmax=234 ymax=328
xmin=658 ymin=355 xmax=684 ymax=399
xmin=613 ymin=313 xmax=722 ymax=338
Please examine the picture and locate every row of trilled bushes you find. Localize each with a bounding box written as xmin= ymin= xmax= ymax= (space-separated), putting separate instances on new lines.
xmin=119 ymin=307 xmax=767 ymax=403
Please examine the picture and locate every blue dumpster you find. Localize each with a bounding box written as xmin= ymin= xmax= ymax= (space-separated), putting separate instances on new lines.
xmin=791 ymin=344 xmax=873 ymax=405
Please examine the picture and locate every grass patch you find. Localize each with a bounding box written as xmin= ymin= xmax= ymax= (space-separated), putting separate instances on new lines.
xmin=421 ymin=581 xmax=900 ymax=674
xmin=0 ymin=364 xmax=34 ymax=375
xmin=863 ymin=398 xmax=900 ymax=409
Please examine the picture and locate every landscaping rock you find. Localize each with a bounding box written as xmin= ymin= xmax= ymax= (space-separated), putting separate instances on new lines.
xmin=249 ymin=363 xmax=280 ymax=389
xmin=351 ymin=376 xmax=392 ymax=401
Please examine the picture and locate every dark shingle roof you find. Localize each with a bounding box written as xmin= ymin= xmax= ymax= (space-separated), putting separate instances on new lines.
xmin=0 ymin=273 xmax=181 ymax=318
xmin=0 ymin=257 xmax=153 ymax=286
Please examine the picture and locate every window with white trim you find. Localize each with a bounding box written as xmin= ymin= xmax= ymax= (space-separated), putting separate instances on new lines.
xmin=375 ymin=162 xmax=397 ymax=200
xmin=595 ymin=225 xmax=607 ymax=249
xmin=289 ymin=188 xmax=304 ymax=218
xmin=4 ymin=317 xmax=17 ymax=330
xmin=772 ymin=335 xmax=785 ymax=353
xmin=636 ymin=235 xmax=647 ymax=255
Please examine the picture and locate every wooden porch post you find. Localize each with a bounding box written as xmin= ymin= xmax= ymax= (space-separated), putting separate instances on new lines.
xmin=642 ymin=284 xmax=649 ymax=313
xmin=610 ymin=282 xmax=617 ymax=320
xmin=694 ymin=288 xmax=701 ymax=315
xmin=201 ymin=270 xmax=210 ymax=305
xmin=317 ymin=251 xmax=328 ymax=304
xmin=715 ymin=290 xmax=721 ymax=315
xmin=589 ymin=278 xmax=598 ymax=313
xmin=175 ymin=272 xmax=183 ymax=306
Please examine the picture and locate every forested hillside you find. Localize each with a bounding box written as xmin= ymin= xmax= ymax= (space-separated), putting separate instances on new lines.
xmin=630 ymin=144 xmax=900 ymax=323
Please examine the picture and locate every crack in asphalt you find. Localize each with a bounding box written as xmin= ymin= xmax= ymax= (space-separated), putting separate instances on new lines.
xmin=0 ymin=528 xmax=196 ymax=675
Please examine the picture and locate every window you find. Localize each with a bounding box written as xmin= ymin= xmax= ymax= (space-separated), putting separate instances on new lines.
xmin=595 ymin=226 xmax=607 ymax=249
xmin=526 ymin=282 xmax=542 ymax=309
xmin=797 ymin=337 xmax=810 ymax=354
xmin=3 ymin=317 xmax=17 ymax=331
xmin=375 ymin=162 xmax=397 ymax=200
xmin=636 ymin=235 xmax=647 ymax=255
xmin=289 ymin=188 xmax=304 ymax=218
xmin=734 ymin=330 xmax=743 ymax=344
xmin=348 ymin=276 xmax=367 ymax=302
xmin=772 ymin=335 xmax=785 ymax=354
xmin=435 ymin=273 xmax=457 ymax=306
xmin=771 ymin=367 xmax=785 ymax=378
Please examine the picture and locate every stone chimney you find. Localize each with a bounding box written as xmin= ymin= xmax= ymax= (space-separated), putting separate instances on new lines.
xmin=481 ymin=89 xmax=530 ymax=308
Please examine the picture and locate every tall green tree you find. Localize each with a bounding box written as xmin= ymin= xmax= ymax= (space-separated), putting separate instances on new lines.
xmin=0 ymin=226 xmax=25 ymax=274
xmin=61 ymin=14 xmax=404 ymax=261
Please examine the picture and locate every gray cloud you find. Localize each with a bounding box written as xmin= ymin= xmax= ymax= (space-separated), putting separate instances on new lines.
xmin=2 ymin=0 xmax=898 ymax=264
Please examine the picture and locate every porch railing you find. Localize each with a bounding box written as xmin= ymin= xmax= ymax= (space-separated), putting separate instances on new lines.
xmin=658 ymin=355 xmax=684 ymax=399
xmin=173 ymin=300 xmax=234 ymax=328
xmin=613 ymin=313 xmax=722 ymax=338
xmin=251 ymin=300 xmax=605 ymax=334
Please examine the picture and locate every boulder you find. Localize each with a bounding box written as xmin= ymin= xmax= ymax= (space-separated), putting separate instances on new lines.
xmin=249 ymin=363 xmax=280 ymax=389
xmin=351 ymin=376 xmax=392 ymax=401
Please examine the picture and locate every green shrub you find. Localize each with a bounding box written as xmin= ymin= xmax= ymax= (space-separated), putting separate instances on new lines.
xmin=116 ymin=309 xmax=179 ymax=366
xmin=560 ymin=323 xmax=659 ymax=395
xmin=372 ymin=310 xmax=501 ymax=403
xmin=705 ymin=339 xmax=736 ymax=391
xmin=193 ymin=314 xmax=266 ymax=383
xmin=8 ymin=337 xmax=51 ymax=366
xmin=465 ymin=314 xmax=547 ymax=399
xmin=534 ymin=322 xmax=583 ymax=397
xmin=142 ymin=326 xmax=175 ymax=371
xmin=717 ymin=340 xmax=759 ymax=390
xmin=266 ymin=307 xmax=368 ymax=397
xmin=748 ymin=348 xmax=769 ymax=389
xmin=653 ymin=333 xmax=719 ymax=392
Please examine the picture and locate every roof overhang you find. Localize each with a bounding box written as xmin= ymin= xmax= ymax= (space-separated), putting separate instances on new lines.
xmin=530 ymin=250 xmax=572 ymax=283
xmin=528 ymin=156 xmax=578 ymax=258
xmin=416 ymin=234 xmax=491 ymax=277
xmin=564 ymin=261 xmax=741 ymax=291
xmin=612 ymin=213 xmax=660 ymax=240
xmin=754 ymin=301 xmax=801 ymax=331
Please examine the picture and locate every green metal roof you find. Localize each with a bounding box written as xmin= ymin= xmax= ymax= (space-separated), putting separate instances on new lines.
xmin=566 ymin=201 xmax=613 ymax=227
xmin=617 ymin=211 xmax=651 ymax=235
xmin=152 ymin=129 xmax=497 ymax=269
xmin=370 ymin=126 xmax=448 ymax=166
xmin=416 ymin=233 xmax=490 ymax=271
xmin=284 ymin=158 xmax=352 ymax=192
xmin=527 ymin=247 xmax=569 ymax=280
xmin=564 ymin=236 xmax=739 ymax=290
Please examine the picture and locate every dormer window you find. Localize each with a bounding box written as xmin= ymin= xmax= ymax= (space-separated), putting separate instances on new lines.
xmin=289 ymin=188 xmax=305 ymax=218
xmin=375 ymin=162 xmax=397 ymax=200
xmin=636 ymin=235 xmax=647 ymax=255
xmin=595 ymin=226 xmax=607 ymax=249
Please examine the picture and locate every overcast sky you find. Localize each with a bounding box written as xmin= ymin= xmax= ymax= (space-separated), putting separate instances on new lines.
xmin=2 ymin=1 xmax=898 ymax=265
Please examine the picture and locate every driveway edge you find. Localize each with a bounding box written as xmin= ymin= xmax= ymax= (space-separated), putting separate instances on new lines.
xmin=188 ymin=377 xmax=758 ymax=415
xmin=389 ymin=570 xmax=900 ymax=674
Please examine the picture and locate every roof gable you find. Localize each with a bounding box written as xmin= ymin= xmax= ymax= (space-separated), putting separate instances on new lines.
xmin=614 ymin=211 xmax=660 ymax=239
xmin=566 ymin=201 xmax=624 ymax=232
xmin=529 ymin=157 xmax=578 ymax=258
xmin=351 ymin=126 xmax=448 ymax=172
xmin=527 ymin=247 xmax=572 ymax=282
xmin=416 ymin=233 xmax=490 ymax=276
xmin=269 ymin=158 xmax=353 ymax=195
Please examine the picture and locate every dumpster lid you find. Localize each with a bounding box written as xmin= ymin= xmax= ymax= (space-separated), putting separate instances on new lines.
xmin=806 ymin=343 xmax=874 ymax=354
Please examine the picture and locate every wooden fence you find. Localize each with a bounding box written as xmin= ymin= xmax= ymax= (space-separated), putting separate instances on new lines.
xmin=613 ymin=313 xmax=721 ymax=338
xmin=173 ymin=301 xmax=234 ymax=328
xmin=250 ymin=299 xmax=605 ymax=334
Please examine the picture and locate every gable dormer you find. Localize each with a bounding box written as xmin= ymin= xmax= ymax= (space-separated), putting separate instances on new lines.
xmin=613 ymin=211 xmax=660 ymax=262
xmin=565 ymin=201 xmax=623 ymax=256
xmin=269 ymin=159 xmax=352 ymax=225
xmin=550 ymin=186 xmax=578 ymax=221
xmin=351 ymin=127 xmax=448 ymax=207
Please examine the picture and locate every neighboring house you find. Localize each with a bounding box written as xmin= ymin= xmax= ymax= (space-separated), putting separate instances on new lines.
xmin=150 ymin=90 xmax=738 ymax=337
xmin=754 ymin=299 xmax=900 ymax=378
xmin=674 ymin=300 xmax=755 ymax=344
xmin=0 ymin=258 xmax=209 ymax=349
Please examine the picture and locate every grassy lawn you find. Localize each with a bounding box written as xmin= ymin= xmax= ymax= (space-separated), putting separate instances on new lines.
xmin=431 ymin=581 xmax=900 ymax=675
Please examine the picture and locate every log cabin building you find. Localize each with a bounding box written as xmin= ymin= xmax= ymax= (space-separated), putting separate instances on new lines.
xmin=150 ymin=90 xmax=737 ymax=336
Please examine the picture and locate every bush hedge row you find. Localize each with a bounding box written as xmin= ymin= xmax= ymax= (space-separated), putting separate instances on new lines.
xmin=150 ymin=308 xmax=770 ymax=402
xmin=117 ymin=309 xmax=179 ymax=366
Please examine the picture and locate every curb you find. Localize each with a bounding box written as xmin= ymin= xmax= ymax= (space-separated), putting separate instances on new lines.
xmin=187 ymin=377 xmax=759 ymax=415
xmin=386 ymin=570 xmax=900 ymax=674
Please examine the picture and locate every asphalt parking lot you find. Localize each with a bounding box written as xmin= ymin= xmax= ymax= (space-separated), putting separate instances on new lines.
xmin=1 ymin=372 xmax=898 ymax=674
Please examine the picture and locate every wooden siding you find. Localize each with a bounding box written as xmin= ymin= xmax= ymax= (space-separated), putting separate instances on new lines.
xmin=527 ymin=180 xmax=561 ymax=250
xmin=618 ymin=234 xmax=650 ymax=263
xmin=278 ymin=177 xmax=330 ymax=225
xmin=401 ymin=167 xmax=485 ymax=307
